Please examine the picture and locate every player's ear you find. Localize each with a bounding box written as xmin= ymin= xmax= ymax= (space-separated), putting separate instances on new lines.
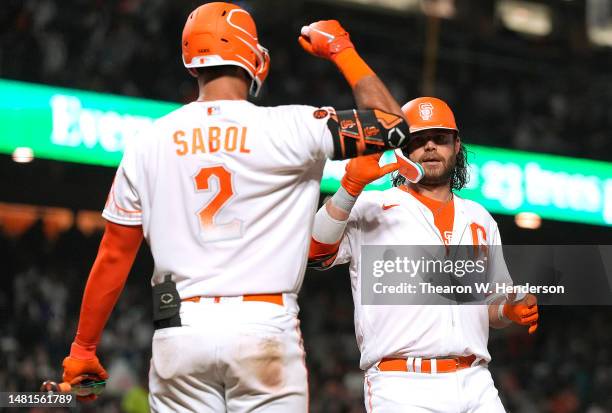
xmin=454 ymin=135 xmax=461 ymax=155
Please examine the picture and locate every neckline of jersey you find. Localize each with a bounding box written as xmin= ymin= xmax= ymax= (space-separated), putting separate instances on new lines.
xmin=192 ymin=99 xmax=251 ymax=104
xmin=398 ymin=185 xmax=454 ymax=213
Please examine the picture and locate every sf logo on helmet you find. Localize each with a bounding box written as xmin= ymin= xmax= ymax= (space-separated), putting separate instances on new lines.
xmin=418 ymin=103 xmax=434 ymax=120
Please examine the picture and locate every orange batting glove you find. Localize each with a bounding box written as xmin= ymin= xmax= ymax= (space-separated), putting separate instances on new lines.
xmin=299 ymin=20 xmax=375 ymax=87
xmin=298 ymin=20 xmax=354 ymax=62
xmin=503 ymin=293 xmax=539 ymax=334
xmin=341 ymin=153 xmax=399 ymax=196
xmin=62 ymin=342 xmax=109 ymax=401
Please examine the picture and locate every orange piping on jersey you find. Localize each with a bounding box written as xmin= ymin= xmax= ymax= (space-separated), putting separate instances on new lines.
xmin=173 ymin=130 xmax=188 ymax=156
xmin=109 ymin=181 xmax=142 ymax=214
xmin=104 ymin=182 xmax=113 ymax=209
xmin=239 ymin=127 xmax=250 ymax=153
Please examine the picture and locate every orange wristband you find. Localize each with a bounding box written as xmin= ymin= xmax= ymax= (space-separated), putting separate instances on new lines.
xmin=333 ymin=48 xmax=375 ymax=88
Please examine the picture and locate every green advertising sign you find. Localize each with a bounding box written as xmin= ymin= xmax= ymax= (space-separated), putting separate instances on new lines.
xmin=458 ymin=146 xmax=612 ymax=227
xmin=321 ymin=147 xmax=612 ymax=227
xmin=1 ymin=79 xmax=611 ymax=226
xmin=0 ymin=79 xmax=180 ymax=166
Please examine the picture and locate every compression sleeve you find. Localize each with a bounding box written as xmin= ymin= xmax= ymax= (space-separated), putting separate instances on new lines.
xmin=72 ymin=221 xmax=143 ymax=356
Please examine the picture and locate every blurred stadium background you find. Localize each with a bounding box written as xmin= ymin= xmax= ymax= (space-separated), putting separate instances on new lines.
xmin=1 ymin=0 xmax=612 ymax=412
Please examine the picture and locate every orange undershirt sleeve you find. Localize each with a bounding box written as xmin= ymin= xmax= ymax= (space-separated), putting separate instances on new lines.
xmin=72 ymin=221 xmax=143 ymax=358
xmin=333 ymin=48 xmax=376 ymax=88
xmin=308 ymin=237 xmax=341 ymax=268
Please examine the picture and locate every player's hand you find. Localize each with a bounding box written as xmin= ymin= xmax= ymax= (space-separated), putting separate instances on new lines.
xmin=298 ymin=20 xmax=354 ymax=61
xmin=503 ymin=293 xmax=539 ymax=334
xmin=62 ymin=345 xmax=108 ymax=402
xmin=341 ymin=153 xmax=398 ymax=196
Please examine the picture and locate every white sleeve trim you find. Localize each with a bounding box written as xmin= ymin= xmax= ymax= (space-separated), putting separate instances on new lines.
xmin=102 ymin=210 xmax=142 ymax=226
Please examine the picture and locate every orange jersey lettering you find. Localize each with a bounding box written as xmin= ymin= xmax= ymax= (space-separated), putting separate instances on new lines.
xmin=172 ymin=126 xmax=250 ymax=155
xmin=209 ymin=126 xmax=221 ymax=153
xmin=192 ymin=128 xmax=206 ymax=154
xmin=174 ymin=130 xmax=188 ymax=156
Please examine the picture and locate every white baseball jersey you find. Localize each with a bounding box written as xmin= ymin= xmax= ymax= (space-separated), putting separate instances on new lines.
xmin=331 ymin=187 xmax=512 ymax=370
xmin=103 ymin=100 xmax=334 ymax=297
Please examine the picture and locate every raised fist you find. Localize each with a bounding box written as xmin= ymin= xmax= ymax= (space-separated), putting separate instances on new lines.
xmin=298 ymin=20 xmax=354 ymax=61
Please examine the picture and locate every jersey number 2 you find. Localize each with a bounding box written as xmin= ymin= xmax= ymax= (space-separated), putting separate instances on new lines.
xmin=194 ymin=165 xmax=243 ymax=242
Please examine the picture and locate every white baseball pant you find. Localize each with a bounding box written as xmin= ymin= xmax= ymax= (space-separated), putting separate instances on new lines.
xmin=148 ymin=294 xmax=308 ymax=412
xmin=364 ymin=364 xmax=505 ymax=412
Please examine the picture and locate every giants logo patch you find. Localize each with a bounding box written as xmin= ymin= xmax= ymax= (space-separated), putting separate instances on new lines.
xmin=443 ymin=230 xmax=453 ymax=245
xmin=313 ymin=109 xmax=328 ymax=119
xmin=419 ymin=102 xmax=434 ymax=120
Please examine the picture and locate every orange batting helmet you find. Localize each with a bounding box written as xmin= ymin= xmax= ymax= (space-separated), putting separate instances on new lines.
xmin=401 ymin=97 xmax=458 ymax=134
xmin=182 ymin=2 xmax=270 ymax=97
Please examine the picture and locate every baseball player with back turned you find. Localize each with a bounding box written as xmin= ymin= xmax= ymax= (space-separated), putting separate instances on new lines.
xmin=58 ymin=2 xmax=414 ymax=412
xmin=309 ymin=97 xmax=540 ymax=412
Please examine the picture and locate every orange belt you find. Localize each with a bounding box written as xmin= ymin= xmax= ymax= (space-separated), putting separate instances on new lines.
xmin=182 ymin=293 xmax=284 ymax=306
xmin=378 ymin=355 xmax=477 ymax=374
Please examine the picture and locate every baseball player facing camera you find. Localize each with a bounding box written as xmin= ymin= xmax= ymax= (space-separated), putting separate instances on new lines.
xmin=59 ymin=2 xmax=414 ymax=411
xmin=309 ymin=97 xmax=539 ymax=412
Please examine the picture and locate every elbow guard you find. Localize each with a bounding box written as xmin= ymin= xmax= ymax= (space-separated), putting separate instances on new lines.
xmin=327 ymin=109 xmax=409 ymax=160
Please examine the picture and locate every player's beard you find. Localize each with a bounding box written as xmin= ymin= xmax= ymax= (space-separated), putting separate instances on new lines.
xmin=418 ymin=152 xmax=456 ymax=187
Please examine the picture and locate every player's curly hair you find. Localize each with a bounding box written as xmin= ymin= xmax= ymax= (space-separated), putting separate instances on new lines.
xmin=392 ymin=142 xmax=470 ymax=191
